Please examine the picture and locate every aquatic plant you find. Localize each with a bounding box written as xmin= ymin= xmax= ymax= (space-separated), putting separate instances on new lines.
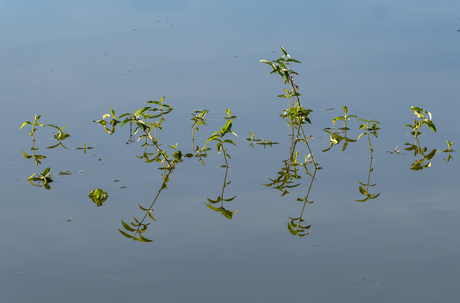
xmin=440 ymin=140 xmax=455 ymax=162
xmin=20 ymin=115 xmax=45 ymax=141
xmin=21 ymin=141 xmax=46 ymax=167
xmin=205 ymin=109 xmax=238 ymax=219
xmin=28 ymin=167 xmax=52 ymax=190
xmin=404 ymin=106 xmax=437 ymax=170
xmin=47 ymin=124 xmax=70 ymax=141
xmin=355 ymin=119 xmax=381 ymax=202
xmin=322 ymin=106 xmax=358 ymax=152
xmin=88 ymin=189 xmax=109 ymax=207
xmin=260 ymin=46 xmax=313 ymax=160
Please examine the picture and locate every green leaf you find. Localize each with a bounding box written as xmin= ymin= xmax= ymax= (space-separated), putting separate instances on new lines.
xmin=138 ymin=234 xmax=153 ymax=242
xmin=122 ymin=220 xmax=136 ymax=232
xmin=20 ymin=151 xmax=32 ymax=159
xmin=423 ymin=120 xmax=437 ymax=132
xmin=138 ymin=204 xmax=148 ymax=211
xmin=424 ymin=149 xmax=437 ymax=160
xmin=359 ymin=186 xmax=367 ymax=195
xmin=19 ymin=121 xmax=31 ymax=129
xmin=43 ymin=167 xmax=51 ymax=176
xmin=223 ymin=195 xmax=237 ymax=202
xmin=355 ymin=197 xmax=369 ymax=202
xmin=369 ymin=193 xmax=381 ymax=199
xmin=287 ymin=222 xmax=298 ymax=235
xmin=148 ymin=212 xmax=157 ymax=221
xmin=280 ymin=46 xmax=288 ymax=56
xmin=118 ymin=229 xmax=134 ymax=239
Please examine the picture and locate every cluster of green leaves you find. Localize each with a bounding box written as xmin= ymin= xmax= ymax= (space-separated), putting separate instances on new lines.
xmin=191 ymin=110 xmax=209 ymax=140
xmin=20 ymin=115 xmax=71 ymax=146
xmin=28 ymin=167 xmax=52 ymax=190
xmin=405 ymin=106 xmax=436 ymax=137
xmin=262 ymin=159 xmax=302 ymax=197
xmin=260 ymin=46 xmax=301 ymax=85
xmin=287 ymin=217 xmax=311 ymax=237
xmin=205 ymin=109 xmax=238 ymax=165
xmin=190 ymin=110 xmax=211 ymax=165
xmin=323 ymin=106 xmax=358 ymax=152
xmin=20 ymin=116 xmax=74 ymax=191
xmin=94 ymin=97 xmax=183 ymax=169
xmin=404 ymin=106 xmax=438 ymax=170
xmin=20 ymin=115 xmax=45 ymax=140
xmin=93 ymin=107 xmax=120 ymax=135
xmin=261 ymin=46 xmax=313 ymax=161
xmin=88 ymin=189 xmax=109 ymax=207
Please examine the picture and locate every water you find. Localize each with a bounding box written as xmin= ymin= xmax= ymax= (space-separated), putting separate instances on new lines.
xmin=1 ymin=1 xmax=460 ymax=302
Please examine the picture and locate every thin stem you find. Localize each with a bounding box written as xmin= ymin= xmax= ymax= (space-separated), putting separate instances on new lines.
xmin=133 ymin=170 xmax=172 ymax=239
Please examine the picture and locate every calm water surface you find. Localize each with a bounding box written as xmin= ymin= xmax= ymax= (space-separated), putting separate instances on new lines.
xmin=1 ymin=1 xmax=460 ymax=302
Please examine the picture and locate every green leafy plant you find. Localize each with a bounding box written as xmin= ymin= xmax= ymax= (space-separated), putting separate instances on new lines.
xmin=191 ymin=110 xmax=209 ymax=146
xmin=261 ymin=48 xmax=320 ymax=237
xmin=93 ymin=107 xmax=120 ymax=135
xmin=20 ymin=115 xmax=46 ymax=141
xmin=405 ymin=106 xmax=437 ymax=138
xmin=355 ymin=119 xmax=381 ymax=202
xmin=322 ymin=106 xmax=357 ymax=152
xmin=28 ymin=167 xmax=52 ymax=190
xmin=404 ymin=106 xmax=437 ymax=170
xmin=47 ymin=124 xmax=70 ymax=140
xmin=260 ymin=47 xmax=313 ymax=160
xmin=205 ymin=109 xmax=238 ymax=218
xmin=205 ymin=109 xmax=238 ymax=167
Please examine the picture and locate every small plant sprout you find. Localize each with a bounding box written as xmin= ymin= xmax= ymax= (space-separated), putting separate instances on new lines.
xmin=75 ymin=142 xmax=94 ymax=154
xmin=405 ymin=106 xmax=437 ymax=138
xmin=205 ymin=109 xmax=238 ymax=167
xmin=28 ymin=167 xmax=53 ymax=190
xmin=190 ymin=110 xmax=209 ymax=149
xmin=246 ymin=133 xmax=279 ymax=149
xmin=20 ymin=115 xmax=45 ymax=141
xmin=93 ymin=108 xmax=120 ymax=135
xmin=323 ymin=106 xmax=357 ymax=152
xmin=440 ymin=140 xmax=455 ymax=162
xmin=246 ymin=132 xmax=261 ymax=148
xmin=46 ymin=124 xmax=70 ymax=140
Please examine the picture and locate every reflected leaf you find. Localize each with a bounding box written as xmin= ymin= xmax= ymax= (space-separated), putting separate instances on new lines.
xmin=88 ymin=189 xmax=108 ymax=207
